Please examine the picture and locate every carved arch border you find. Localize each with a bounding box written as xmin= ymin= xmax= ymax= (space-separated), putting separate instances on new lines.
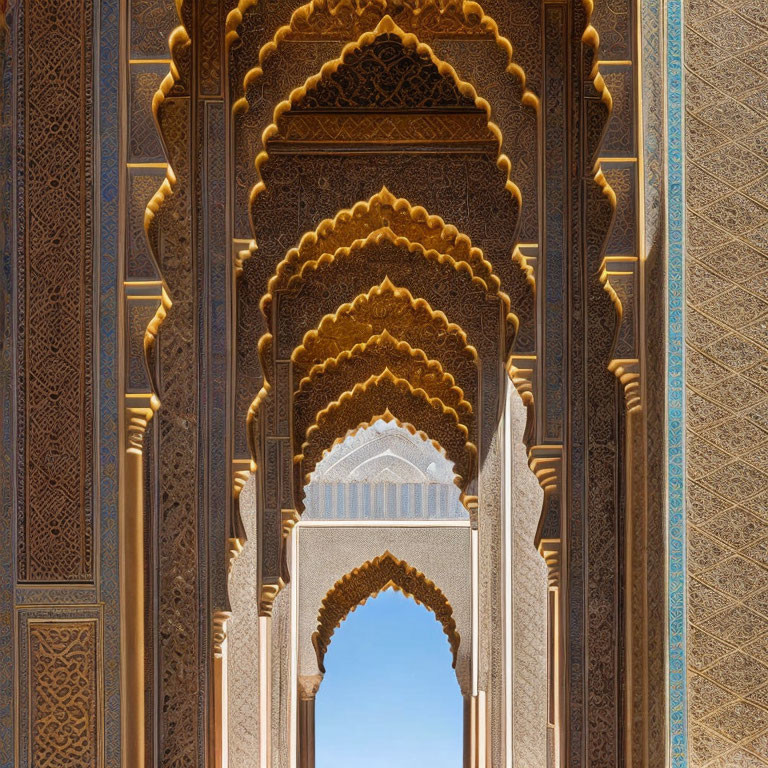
xmin=311 ymin=551 xmax=460 ymax=673
xmin=228 ymin=0 xmax=539 ymax=111
xmin=246 ymin=17 xmax=522 ymax=212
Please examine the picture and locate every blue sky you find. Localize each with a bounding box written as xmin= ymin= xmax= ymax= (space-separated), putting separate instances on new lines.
xmin=315 ymin=589 xmax=463 ymax=768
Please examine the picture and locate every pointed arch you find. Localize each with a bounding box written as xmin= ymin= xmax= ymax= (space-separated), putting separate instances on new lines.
xmin=232 ymin=2 xmax=537 ymax=111
xmin=297 ymin=371 xmax=476 ymax=501
xmin=264 ymin=230 xmax=509 ymax=362
xmin=293 ymin=330 xmax=474 ymax=448
xmin=292 ymin=279 xmax=479 ymax=395
xmin=312 ymin=551 xmax=460 ymax=672
xmin=265 ymin=187 xmax=534 ymax=341
xmin=268 ymin=188 xmax=495 ymax=293
xmin=247 ymin=18 xmax=520 ymax=208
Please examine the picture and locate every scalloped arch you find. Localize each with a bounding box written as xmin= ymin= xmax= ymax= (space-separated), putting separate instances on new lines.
xmin=245 ymin=18 xmax=521 ymax=215
xmin=312 ymin=551 xmax=460 ymax=673
xmin=293 ymin=329 xmax=474 ymax=448
xmin=293 ymin=278 xmax=479 ymax=390
xmin=262 ymin=224 xmax=507 ymax=321
xmin=232 ymin=1 xmax=537 ymax=112
xmin=268 ymin=187 xmax=494 ymax=293
xmin=298 ymin=370 xmax=476 ymax=504
xmin=261 ymin=229 xmax=512 ymax=363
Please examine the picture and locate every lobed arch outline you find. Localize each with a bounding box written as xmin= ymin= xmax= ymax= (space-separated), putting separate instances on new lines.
xmin=311 ymin=551 xmax=460 ymax=673
xmin=299 ymin=370 xmax=476 ymax=499
xmin=263 ymin=188 xmax=535 ymax=335
xmin=293 ymin=329 xmax=475 ymax=446
xmin=261 ymin=227 xmax=513 ymax=336
xmin=298 ymin=329 xmax=471 ymax=405
xmin=267 ymin=186 xmax=493 ymax=292
xmin=292 ymin=278 xmax=479 ymax=373
xmin=229 ymin=0 xmax=538 ymax=114
xmin=302 ymin=409 xmax=477 ymax=514
xmin=244 ymin=17 xmax=522 ymax=239
xmin=243 ymin=276 xmax=482 ymax=472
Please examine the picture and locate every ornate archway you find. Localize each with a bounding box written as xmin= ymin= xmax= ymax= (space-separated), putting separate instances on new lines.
xmin=312 ymin=551 xmax=460 ymax=673
xmin=126 ymin=0 xmax=659 ymax=765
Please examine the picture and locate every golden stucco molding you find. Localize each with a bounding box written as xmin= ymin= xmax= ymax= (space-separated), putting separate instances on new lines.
xmin=300 ymin=370 xmax=475 ymax=493
xmin=141 ymin=2 xmax=191 ymax=410
xmin=292 ymin=278 xmax=478 ymax=369
xmin=246 ymin=17 xmax=521 ymax=222
xmin=528 ymin=444 xmax=562 ymax=549
xmin=120 ymin=393 xmax=157 ymax=768
xmin=294 ymin=330 xmax=474 ymax=444
xmin=230 ymin=1 xmax=538 ymax=113
xmin=261 ymin=227 xmax=508 ymax=328
xmin=312 ymin=551 xmax=460 ymax=673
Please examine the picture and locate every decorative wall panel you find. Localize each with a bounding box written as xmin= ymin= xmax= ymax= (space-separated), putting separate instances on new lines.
xmin=684 ymin=0 xmax=768 ymax=763
xmin=0 ymin=3 xmax=14 ymax=760
xmin=17 ymin=0 xmax=95 ymax=583
xmin=26 ymin=620 xmax=99 ymax=768
xmin=16 ymin=610 xmax=102 ymax=768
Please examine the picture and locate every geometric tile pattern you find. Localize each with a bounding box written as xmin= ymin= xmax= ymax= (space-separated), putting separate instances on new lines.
xmin=685 ymin=0 xmax=768 ymax=763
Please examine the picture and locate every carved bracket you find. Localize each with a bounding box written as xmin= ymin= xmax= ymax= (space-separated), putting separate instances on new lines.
xmin=538 ymin=538 xmax=561 ymax=590
xmin=507 ymin=354 xmax=536 ymax=446
xmin=529 ymin=445 xmax=562 ymax=547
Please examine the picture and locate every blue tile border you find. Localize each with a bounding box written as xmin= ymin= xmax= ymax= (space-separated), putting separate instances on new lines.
xmin=665 ymin=0 xmax=689 ymax=763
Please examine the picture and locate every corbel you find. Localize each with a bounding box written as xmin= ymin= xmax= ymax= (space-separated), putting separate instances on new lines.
xmin=507 ymin=354 xmax=537 ymax=446
xmin=528 ymin=444 xmax=562 ymax=548
xmin=600 ymin=256 xmax=641 ymax=413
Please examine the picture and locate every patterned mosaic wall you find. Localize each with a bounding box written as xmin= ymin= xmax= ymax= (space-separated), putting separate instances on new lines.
xmin=684 ymin=0 xmax=768 ymax=764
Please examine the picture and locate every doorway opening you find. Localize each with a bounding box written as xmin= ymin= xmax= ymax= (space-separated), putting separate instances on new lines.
xmin=315 ymin=589 xmax=463 ymax=768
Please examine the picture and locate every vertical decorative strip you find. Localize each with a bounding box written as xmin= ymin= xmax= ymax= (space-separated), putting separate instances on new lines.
xmin=0 ymin=2 xmax=13 ymax=761
xmin=665 ymin=0 xmax=688 ymax=761
xmin=98 ymin=0 xmax=123 ymax=762
xmin=19 ymin=0 xmax=94 ymax=583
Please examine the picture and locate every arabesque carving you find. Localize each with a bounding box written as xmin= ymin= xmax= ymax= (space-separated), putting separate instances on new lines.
xmin=299 ymin=370 xmax=475 ymax=504
xmin=263 ymin=226 xmax=511 ymax=335
xmin=265 ymin=189 xmax=534 ymax=342
xmin=19 ymin=0 xmax=96 ymax=583
xmin=312 ymin=552 xmax=460 ymax=672
xmin=284 ymin=0 xmax=501 ymax=41
xmin=268 ymin=189 xmax=495 ymax=294
xmin=232 ymin=0 xmax=537 ymax=108
xmin=293 ymin=279 xmax=479 ymax=395
xmin=248 ymin=19 xmax=520 ymax=207
xmin=29 ymin=622 xmax=98 ymax=767
xmin=266 ymin=230 xmax=507 ymax=361
xmin=292 ymin=32 xmax=478 ymax=110
xmin=293 ymin=330 xmax=474 ymax=446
